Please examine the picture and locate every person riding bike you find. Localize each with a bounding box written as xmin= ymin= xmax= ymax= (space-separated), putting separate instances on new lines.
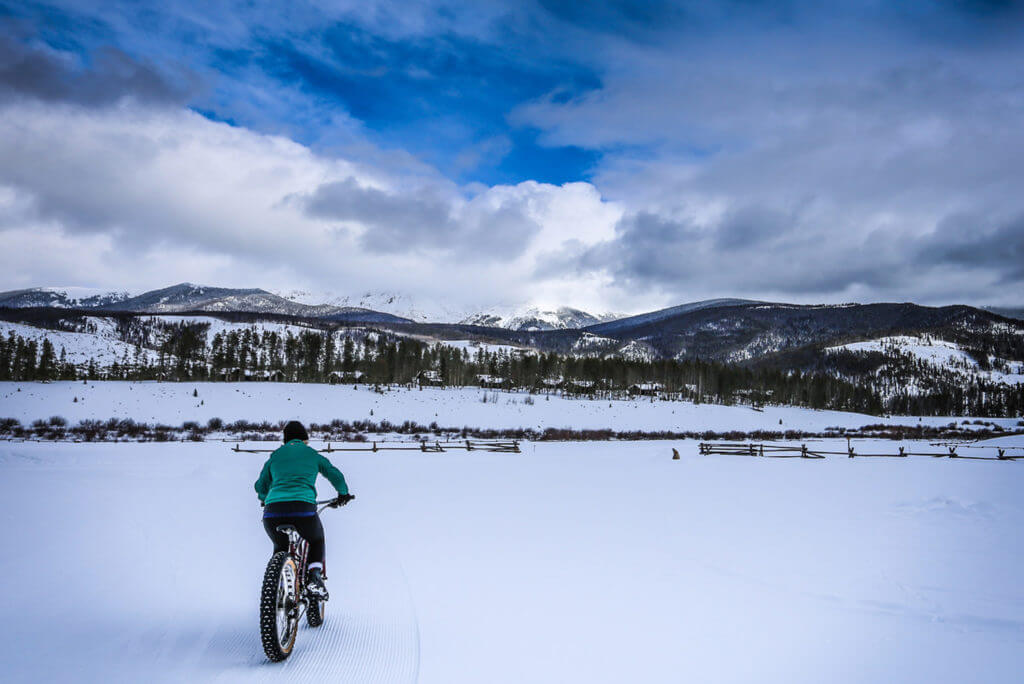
xmin=255 ymin=420 xmax=351 ymax=600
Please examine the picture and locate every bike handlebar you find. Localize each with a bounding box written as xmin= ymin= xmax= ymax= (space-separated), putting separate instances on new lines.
xmin=316 ymin=494 xmax=355 ymax=513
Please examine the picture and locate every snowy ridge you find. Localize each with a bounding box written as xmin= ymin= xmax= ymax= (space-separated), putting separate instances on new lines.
xmin=459 ymin=306 xmax=621 ymax=331
xmin=0 ymin=286 xmax=133 ymax=308
xmin=586 ymin=298 xmax=757 ymax=335
xmin=0 ymin=284 xmax=411 ymax=323
xmin=275 ymin=289 xmax=471 ymax=324
xmin=827 ymin=335 xmax=1024 ymax=385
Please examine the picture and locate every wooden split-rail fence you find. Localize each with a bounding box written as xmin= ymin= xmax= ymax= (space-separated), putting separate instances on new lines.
xmin=698 ymin=441 xmax=1023 ymax=461
xmin=231 ymin=439 xmax=520 ymax=454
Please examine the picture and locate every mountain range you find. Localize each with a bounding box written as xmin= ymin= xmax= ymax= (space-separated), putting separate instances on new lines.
xmin=0 ymin=284 xmax=623 ymax=330
xmin=2 ymin=284 xmax=1023 ymax=368
xmin=0 ymin=284 xmax=412 ymax=324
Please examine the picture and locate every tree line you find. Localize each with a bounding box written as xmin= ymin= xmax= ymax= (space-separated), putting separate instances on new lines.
xmin=2 ymin=321 xmax=1022 ymax=417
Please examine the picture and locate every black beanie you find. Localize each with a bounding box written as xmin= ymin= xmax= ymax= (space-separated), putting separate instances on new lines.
xmin=283 ymin=420 xmax=309 ymax=443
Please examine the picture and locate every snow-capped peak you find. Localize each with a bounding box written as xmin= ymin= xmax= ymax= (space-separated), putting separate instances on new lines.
xmin=273 ymin=289 xmax=474 ymax=323
xmin=0 ymin=286 xmax=134 ymax=308
xmin=459 ymin=306 xmax=622 ymax=331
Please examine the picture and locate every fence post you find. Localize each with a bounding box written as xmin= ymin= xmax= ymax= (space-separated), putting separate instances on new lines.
xmin=801 ymin=444 xmax=808 ymax=458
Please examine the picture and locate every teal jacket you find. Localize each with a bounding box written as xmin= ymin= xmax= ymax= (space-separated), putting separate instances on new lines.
xmin=254 ymin=439 xmax=349 ymax=505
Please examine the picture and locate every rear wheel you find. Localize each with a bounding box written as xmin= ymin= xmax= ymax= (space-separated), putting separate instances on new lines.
xmin=260 ymin=552 xmax=299 ymax=661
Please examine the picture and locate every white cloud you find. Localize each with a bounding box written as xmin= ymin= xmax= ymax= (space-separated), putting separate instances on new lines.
xmin=0 ymin=99 xmax=621 ymax=314
xmin=512 ymin=29 xmax=1024 ymax=307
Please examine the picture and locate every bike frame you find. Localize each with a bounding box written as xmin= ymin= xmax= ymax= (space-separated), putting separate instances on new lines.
xmin=276 ymin=525 xmax=311 ymax=598
xmin=273 ymin=498 xmax=338 ymax=607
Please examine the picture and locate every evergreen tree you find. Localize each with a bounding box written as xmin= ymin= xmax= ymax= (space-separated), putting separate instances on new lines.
xmin=37 ymin=338 xmax=57 ymax=380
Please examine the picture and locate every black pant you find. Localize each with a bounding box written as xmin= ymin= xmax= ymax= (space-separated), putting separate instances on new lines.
xmin=263 ymin=501 xmax=326 ymax=570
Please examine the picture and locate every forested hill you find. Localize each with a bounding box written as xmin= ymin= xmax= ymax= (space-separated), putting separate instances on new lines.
xmin=1 ymin=308 xmax=1023 ymax=418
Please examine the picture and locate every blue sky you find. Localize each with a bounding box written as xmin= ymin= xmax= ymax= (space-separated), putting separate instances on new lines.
xmin=3 ymin=0 xmax=611 ymax=185
xmin=1 ymin=1 xmax=1023 ymax=312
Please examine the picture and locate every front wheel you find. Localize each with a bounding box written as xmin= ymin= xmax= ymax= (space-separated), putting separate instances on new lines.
xmin=260 ymin=552 xmax=299 ymax=661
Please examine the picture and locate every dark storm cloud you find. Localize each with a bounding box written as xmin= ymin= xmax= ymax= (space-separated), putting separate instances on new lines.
xmin=303 ymin=177 xmax=541 ymax=259
xmin=305 ymin=178 xmax=455 ymax=249
xmin=557 ymin=205 xmax=922 ymax=299
xmin=918 ymin=213 xmax=1024 ymax=281
xmin=0 ymin=32 xmax=192 ymax=106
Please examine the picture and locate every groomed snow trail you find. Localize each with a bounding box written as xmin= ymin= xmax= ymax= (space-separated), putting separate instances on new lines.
xmin=210 ymin=524 xmax=420 ymax=684
xmin=0 ymin=444 xmax=419 ymax=684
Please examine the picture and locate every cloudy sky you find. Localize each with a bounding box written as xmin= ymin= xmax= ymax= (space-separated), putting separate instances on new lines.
xmin=1 ymin=1 xmax=1022 ymax=316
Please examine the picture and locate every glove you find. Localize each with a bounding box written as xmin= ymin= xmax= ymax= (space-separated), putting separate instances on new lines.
xmin=330 ymin=494 xmax=355 ymax=507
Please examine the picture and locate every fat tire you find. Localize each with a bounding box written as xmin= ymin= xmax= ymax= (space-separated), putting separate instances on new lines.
xmin=307 ymin=596 xmax=326 ymax=627
xmin=260 ymin=551 xmax=298 ymax=662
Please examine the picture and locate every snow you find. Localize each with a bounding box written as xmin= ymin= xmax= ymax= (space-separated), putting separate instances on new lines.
xmin=2 ymin=315 xmax=539 ymax=367
xmin=273 ymin=288 xmax=472 ymax=324
xmin=39 ymin=285 xmax=133 ymax=302
xmin=828 ymin=335 xmax=1024 ymax=385
xmin=0 ymin=321 xmax=162 ymax=366
xmin=615 ymin=339 xmax=656 ymax=362
xmin=2 ymin=436 xmax=1022 ymax=682
xmin=434 ymin=339 xmax=527 ymax=356
xmin=1 ymin=381 xmax=1020 ymax=433
xmin=152 ymin=315 xmax=328 ymax=341
xmin=572 ymin=332 xmax=617 ymax=352
xmin=459 ymin=305 xmax=621 ymax=331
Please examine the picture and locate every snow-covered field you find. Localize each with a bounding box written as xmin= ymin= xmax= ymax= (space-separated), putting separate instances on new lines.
xmin=1 ymin=438 xmax=1022 ymax=683
xmin=2 ymin=381 xmax=1019 ymax=432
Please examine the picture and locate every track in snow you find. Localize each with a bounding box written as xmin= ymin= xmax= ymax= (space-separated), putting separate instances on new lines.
xmin=0 ymin=444 xmax=418 ymax=684
xmin=213 ymin=525 xmax=420 ymax=684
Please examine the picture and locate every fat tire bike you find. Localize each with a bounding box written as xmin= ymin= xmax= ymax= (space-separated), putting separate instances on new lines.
xmin=260 ymin=494 xmax=354 ymax=662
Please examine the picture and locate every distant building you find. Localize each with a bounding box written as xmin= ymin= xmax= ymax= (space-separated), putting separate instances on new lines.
xmin=417 ymin=369 xmax=444 ymax=386
xmin=565 ymin=379 xmax=597 ymax=393
xmin=217 ymin=368 xmax=243 ymax=382
xmin=628 ymin=382 xmax=664 ymax=396
xmin=328 ymin=370 xmax=364 ymax=384
xmin=476 ymin=374 xmax=511 ymax=389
